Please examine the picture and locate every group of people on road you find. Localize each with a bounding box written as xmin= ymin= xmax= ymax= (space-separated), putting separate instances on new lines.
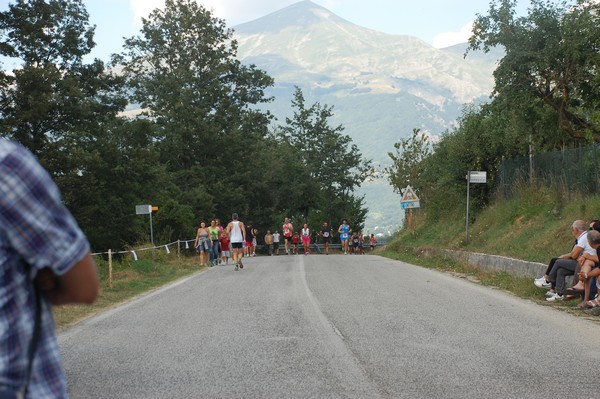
xmin=534 ymin=219 xmax=600 ymax=313
xmin=193 ymin=218 xmax=230 ymax=267
xmin=195 ymin=215 xmax=378 ymax=268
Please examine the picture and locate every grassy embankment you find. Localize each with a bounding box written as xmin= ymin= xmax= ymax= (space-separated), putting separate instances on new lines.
xmin=379 ymin=185 xmax=600 ymax=315
xmin=53 ymin=248 xmax=202 ymax=329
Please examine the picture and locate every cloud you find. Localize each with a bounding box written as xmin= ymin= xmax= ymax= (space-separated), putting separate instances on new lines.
xmin=432 ymin=21 xmax=473 ymax=48
xmin=129 ymin=0 xmax=165 ymax=25
xmin=128 ymin=0 xmax=303 ymax=27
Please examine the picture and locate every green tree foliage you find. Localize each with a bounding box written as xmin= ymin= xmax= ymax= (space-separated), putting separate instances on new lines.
xmin=0 ymin=0 xmax=378 ymax=249
xmin=278 ymin=87 xmax=372 ymax=228
xmin=114 ymin=0 xmax=277 ymax=230
xmin=392 ymin=0 xmax=600 ymax=227
xmin=468 ymin=0 xmax=600 ymax=146
xmin=0 ymin=0 xmax=156 ymax=250
xmin=386 ymin=128 xmax=432 ymax=196
xmin=0 ymin=0 xmax=126 ymax=162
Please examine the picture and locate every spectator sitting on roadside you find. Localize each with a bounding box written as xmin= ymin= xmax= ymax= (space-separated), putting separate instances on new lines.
xmin=534 ymin=220 xmax=581 ymax=291
xmin=574 ymin=229 xmax=600 ymax=307
xmin=545 ymin=220 xmax=596 ymax=302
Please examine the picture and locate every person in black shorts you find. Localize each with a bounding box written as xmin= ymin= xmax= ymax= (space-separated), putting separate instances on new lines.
xmin=320 ymin=221 xmax=332 ymax=255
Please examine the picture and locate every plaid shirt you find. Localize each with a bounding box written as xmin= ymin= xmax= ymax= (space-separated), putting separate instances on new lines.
xmin=0 ymin=140 xmax=90 ymax=398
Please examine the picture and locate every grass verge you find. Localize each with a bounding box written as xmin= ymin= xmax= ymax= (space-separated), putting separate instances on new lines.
xmin=53 ymin=250 xmax=203 ymax=329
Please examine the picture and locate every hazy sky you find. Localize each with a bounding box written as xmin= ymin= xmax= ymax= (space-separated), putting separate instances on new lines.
xmin=0 ymin=0 xmax=531 ymax=63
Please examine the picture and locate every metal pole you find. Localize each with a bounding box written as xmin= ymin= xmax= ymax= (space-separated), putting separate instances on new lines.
xmin=149 ymin=211 xmax=155 ymax=259
xmin=466 ymin=171 xmax=470 ymax=244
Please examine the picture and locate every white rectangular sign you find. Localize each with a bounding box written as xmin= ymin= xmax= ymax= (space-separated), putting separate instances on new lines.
xmin=135 ymin=204 xmax=152 ymax=215
xmin=401 ymin=201 xmax=420 ymax=209
xmin=468 ymin=171 xmax=487 ymax=184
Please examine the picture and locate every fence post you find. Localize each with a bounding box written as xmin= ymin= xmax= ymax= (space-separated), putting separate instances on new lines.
xmin=177 ymin=240 xmax=181 ymax=261
xmin=108 ymin=249 xmax=113 ymax=289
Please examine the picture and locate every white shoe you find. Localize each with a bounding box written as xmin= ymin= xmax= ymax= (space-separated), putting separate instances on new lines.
xmin=545 ymin=290 xmax=556 ymax=297
xmin=546 ymin=293 xmax=564 ymax=302
xmin=534 ymin=277 xmax=551 ymax=289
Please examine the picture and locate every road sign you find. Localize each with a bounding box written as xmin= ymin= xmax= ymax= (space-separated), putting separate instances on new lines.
xmin=401 ymin=201 xmax=420 ymax=210
xmin=136 ymin=204 xmax=155 ymax=257
xmin=136 ymin=205 xmax=151 ymax=215
xmin=465 ymin=171 xmax=486 ymax=243
xmin=467 ymin=171 xmax=487 ymax=184
xmin=401 ymin=185 xmax=420 ymax=209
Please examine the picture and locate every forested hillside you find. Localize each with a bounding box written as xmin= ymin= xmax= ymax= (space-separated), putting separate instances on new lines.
xmin=386 ymin=0 xmax=600 ymax=228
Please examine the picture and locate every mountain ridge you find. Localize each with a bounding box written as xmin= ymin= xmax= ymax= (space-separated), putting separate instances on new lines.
xmin=231 ymin=1 xmax=498 ymax=233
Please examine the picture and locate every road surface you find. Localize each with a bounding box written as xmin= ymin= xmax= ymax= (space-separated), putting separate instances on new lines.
xmin=59 ymin=254 xmax=600 ymax=398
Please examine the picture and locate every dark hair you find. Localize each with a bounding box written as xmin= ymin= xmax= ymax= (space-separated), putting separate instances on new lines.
xmin=592 ymin=221 xmax=600 ymax=232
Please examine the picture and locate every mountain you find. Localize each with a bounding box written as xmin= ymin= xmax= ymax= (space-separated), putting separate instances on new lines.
xmin=232 ymin=0 xmax=499 ymax=234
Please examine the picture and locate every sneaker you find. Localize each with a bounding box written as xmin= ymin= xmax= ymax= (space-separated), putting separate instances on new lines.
xmin=234 ymin=264 xmax=239 ymax=271
xmin=534 ymin=277 xmax=551 ymax=288
xmin=546 ymin=293 xmax=564 ymax=302
xmin=545 ymin=290 xmax=556 ymax=297
xmin=239 ymin=260 xmax=244 ymax=269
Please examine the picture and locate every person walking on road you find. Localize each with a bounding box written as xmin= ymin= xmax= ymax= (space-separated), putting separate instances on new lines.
xmin=194 ymin=221 xmax=211 ymax=267
xmin=283 ymin=217 xmax=294 ymax=255
xmin=338 ymin=219 xmax=351 ymax=254
xmin=273 ymin=230 xmax=281 ymax=255
xmin=226 ymin=213 xmax=246 ymax=271
xmin=320 ymin=221 xmax=332 ymax=255
xmin=264 ymin=230 xmax=274 ymax=256
xmin=301 ymin=223 xmax=311 ymax=255
xmin=208 ymin=219 xmax=220 ymax=267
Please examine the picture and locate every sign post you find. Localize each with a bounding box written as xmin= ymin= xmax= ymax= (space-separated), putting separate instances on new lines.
xmin=465 ymin=171 xmax=486 ymax=243
xmin=136 ymin=204 xmax=156 ymax=258
xmin=401 ymin=186 xmax=420 ymax=237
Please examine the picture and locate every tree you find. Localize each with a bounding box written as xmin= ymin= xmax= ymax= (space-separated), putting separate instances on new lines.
xmin=386 ymin=128 xmax=432 ymax=196
xmin=0 ymin=0 xmax=126 ymax=162
xmin=467 ymin=0 xmax=600 ymax=145
xmin=0 ymin=0 xmax=146 ymax=250
xmin=114 ymin=0 xmax=277 ymax=227
xmin=278 ymin=87 xmax=372 ymax=226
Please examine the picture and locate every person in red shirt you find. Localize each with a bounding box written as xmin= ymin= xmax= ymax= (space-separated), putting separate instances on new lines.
xmin=292 ymin=231 xmax=300 ymax=255
xmin=219 ymin=230 xmax=230 ymax=265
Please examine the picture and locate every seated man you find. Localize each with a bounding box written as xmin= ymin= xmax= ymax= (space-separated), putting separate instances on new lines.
xmin=546 ymin=220 xmax=596 ymax=302
xmin=577 ymin=229 xmax=600 ymax=307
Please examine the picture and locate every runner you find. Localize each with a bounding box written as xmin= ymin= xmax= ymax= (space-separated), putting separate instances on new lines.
xmin=351 ymin=232 xmax=360 ymax=254
xmin=226 ymin=213 xmax=246 ymax=271
xmin=273 ymin=230 xmax=281 ymax=255
xmin=282 ymin=217 xmax=294 ymax=255
xmin=251 ymin=226 xmax=258 ymax=256
xmin=338 ymin=219 xmax=351 ymax=254
xmin=292 ymin=232 xmax=300 ymax=254
xmin=194 ymin=220 xmax=211 ymax=266
xmin=301 ymin=223 xmax=311 ymax=256
xmin=208 ymin=219 xmax=220 ymax=266
xmin=369 ymin=234 xmax=377 ymax=251
xmin=245 ymin=221 xmax=255 ymax=257
xmin=320 ymin=221 xmax=332 ymax=255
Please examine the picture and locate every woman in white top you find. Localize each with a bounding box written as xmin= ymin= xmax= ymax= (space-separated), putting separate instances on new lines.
xmin=301 ymin=223 xmax=311 ymax=256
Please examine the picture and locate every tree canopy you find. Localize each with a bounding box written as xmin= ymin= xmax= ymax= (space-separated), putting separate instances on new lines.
xmin=388 ymin=0 xmax=600 ymax=225
xmin=0 ymin=0 xmax=371 ymax=250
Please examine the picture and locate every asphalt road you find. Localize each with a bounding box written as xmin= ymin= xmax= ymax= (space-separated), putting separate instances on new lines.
xmin=59 ymin=254 xmax=600 ymax=398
